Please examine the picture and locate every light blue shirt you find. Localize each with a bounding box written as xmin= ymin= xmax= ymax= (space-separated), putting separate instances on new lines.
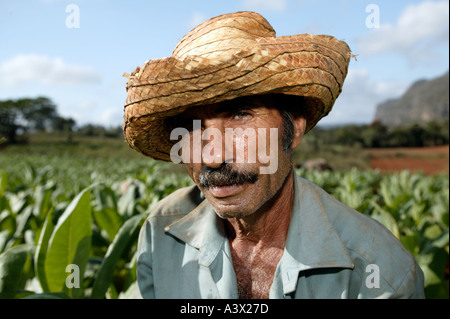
xmin=136 ymin=173 xmax=425 ymax=298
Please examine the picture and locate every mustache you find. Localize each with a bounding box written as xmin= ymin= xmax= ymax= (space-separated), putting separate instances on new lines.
xmin=198 ymin=164 xmax=259 ymax=188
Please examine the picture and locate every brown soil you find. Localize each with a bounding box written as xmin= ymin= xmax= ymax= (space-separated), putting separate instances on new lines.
xmin=366 ymin=145 xmax=449 ymax=175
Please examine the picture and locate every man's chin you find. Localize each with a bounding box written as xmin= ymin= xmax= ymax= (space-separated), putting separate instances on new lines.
xmin=213 ymin=208 xmax=252 ymax=220
xmin=207 ymin=197 xmax=258 ymax=220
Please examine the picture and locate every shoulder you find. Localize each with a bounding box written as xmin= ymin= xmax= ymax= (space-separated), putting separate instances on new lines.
xmin=297 ymin=176 xmax=425 ymax=297
xmin=297 ymin=176 xmax=408 ymax=257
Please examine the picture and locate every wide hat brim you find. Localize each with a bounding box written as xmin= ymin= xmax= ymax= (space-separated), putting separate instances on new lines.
xmin=123 ymin=11 xmax=352 ymax=161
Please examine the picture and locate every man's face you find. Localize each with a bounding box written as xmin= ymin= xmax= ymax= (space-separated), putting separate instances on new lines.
xmin=171 ymin=97 xmax=305 ymax=219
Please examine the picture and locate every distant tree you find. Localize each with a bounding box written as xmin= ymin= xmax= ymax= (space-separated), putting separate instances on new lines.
xmin=104 ymin=126 xmax=123 ymax=138
xmin=334 ymin=125 xmax=364 ymax=146
xmin=387 ymin=124 xmax=425 ymax=147
xmin=0 ymin=99 xmax=24 ymax=144
xmin=439 ymin=119 xmax=449 ymax=143
xmin=52 ymin=116 xmax=76 ymax=132
xmin=76 ymin=124 xmax=122 ymax=138
xmin=407 ymin=124 xmax=426 ymax=147
xmin=52 ymin=116 xmax=76 ymax=143
xmin=0 ymin=96 xmax=75 ymax=144
xmin=423 ymin=120 xmax=449 ymax=146
xmin=361 ymin=121 xmax=389 ymax=147
xmin=77 ymin=124 xmax=105 ymax=136
xmin=305 ymin=120 xmax=449 ymax=149
xmin=19 ymin=97 xmax=59 ymax=131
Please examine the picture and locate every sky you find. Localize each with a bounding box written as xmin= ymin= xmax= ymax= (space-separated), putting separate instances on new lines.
xmin=0 ymin=0 xmax=448 ymax=127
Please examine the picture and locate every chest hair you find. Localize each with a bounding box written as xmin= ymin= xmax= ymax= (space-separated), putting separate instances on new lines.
xmin=230 ymin=244 xmax=284 ymax=299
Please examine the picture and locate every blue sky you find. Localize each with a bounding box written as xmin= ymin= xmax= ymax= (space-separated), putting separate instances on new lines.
xmin=0 ymin=0 xmax=448 ymax=127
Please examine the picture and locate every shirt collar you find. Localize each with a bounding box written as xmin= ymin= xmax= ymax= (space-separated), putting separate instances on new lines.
xmin=279 ymin=174 xmax=354 ymax=294
xmin=165 ymin=199 xmax=226 ymax=266
xmin=284 ymin=174 xmax=354 ymax=269
xmin=165 ymin=173 xmax=354 ymax=273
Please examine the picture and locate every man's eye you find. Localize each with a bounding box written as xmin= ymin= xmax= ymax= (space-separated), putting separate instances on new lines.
xmin=233 ymin=111 xmax=250 ymax=119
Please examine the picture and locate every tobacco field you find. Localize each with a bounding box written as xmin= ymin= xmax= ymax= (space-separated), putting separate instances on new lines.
xmin=0 ymin=154 xmax=448 ymax=299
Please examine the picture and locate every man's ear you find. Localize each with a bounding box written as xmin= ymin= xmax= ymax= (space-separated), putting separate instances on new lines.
xmin=290 ymin=116 xmax=306 ymax=150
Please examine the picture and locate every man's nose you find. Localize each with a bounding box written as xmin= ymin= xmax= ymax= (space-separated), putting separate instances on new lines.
xmin=201 ymin=119 xmax=228 ymax=168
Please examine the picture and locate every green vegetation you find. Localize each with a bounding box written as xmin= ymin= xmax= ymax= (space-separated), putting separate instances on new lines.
xmin=0 ymin=138 xmax=448 ymax=298
xmin=304 ymin=120 xmax=449 ymax=149
xmin=0 ymin=152 xmax=193 ymax=299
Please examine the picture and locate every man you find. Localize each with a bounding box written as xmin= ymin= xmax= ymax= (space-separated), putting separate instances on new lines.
xmin=123 ymin=11 xmax=424 ymax=298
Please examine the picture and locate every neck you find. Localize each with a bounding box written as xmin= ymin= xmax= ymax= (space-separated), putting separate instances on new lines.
xmin=225 ymin=169 xmax=295 ymax=245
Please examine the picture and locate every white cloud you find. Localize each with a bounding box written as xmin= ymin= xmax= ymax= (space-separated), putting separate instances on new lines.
xmin=0 ymin=54 xmax=102 ymax=87
xmin=320 ymin=68 xmax=410 ymax=125
xmin=357 ymin=1 xmax=449 ymax=62
xmin=58 ymin=99 xmax=123 ymax=127
xmin=241 ymin=0 xmax=287 ymax=12
xmin=99 ymin=108 xmax=124 ymax=127
xmin=57 ymin=100 xmax=96 ymax=124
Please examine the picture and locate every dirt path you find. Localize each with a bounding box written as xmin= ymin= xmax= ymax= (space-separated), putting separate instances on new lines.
xmin=367 ymin=145 xmax=449 ymax=175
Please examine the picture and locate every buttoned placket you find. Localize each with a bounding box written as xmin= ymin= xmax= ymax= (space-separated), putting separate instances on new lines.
xmin=166 ymin=199 xmax=240 ymax=298
xmin=270 ymin=174 xmax=355 ymax=298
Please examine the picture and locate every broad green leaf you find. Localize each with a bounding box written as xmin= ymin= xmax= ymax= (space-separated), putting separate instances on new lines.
xmin=120 ymin=251 xmax=138 ymax=294
xmin=118 ymin=183 xmax=138 ymax=217
xmin=34 ymin=210 xmax=56 ymax=292
xmin=400 ymin=234 xmax=419 ymax=257
xmin=93 ymin=185 xmax=118 ymax=212
xmin=423 ymin=224 xmax=443 ymax=240
xmin=33 ymin=184 xmax=54 ymax=220
xmin=0 ymin=230 xmax=9 ymax=253
xmin=418 ymin=249 xmax=449 ymax=298
xmin=440 ymin=211 xmax=449 ymax=228
xmin=0 ymin=171 xmax=7 ymax=197
xmin=93 ymin=207 xmax=123 ymax=242
xmin=0 ymin=244 xmax=32 ymax=298
xmin=423 ymin=229 xmax=449 ymax=252
xmin=14 ymin=205 xmax=33 ymax=239
xmin=370 ymin=200 xmax=400 ymax=239
xmin=91 ymin=213 xmax=145 ymax=299
xmin=0 ymin=210 xmax=15 ymax=238
xmin=44 ymin=188 xmax=92 ymax=298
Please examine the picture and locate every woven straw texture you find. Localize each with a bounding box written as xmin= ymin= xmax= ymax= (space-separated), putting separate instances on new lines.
xmin=123 ymin=11 xmax=352 ymax=161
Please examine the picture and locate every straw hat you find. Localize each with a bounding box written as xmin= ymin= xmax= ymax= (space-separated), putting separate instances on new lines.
xmin=123 ymin=11 xmax=352 ymax=161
